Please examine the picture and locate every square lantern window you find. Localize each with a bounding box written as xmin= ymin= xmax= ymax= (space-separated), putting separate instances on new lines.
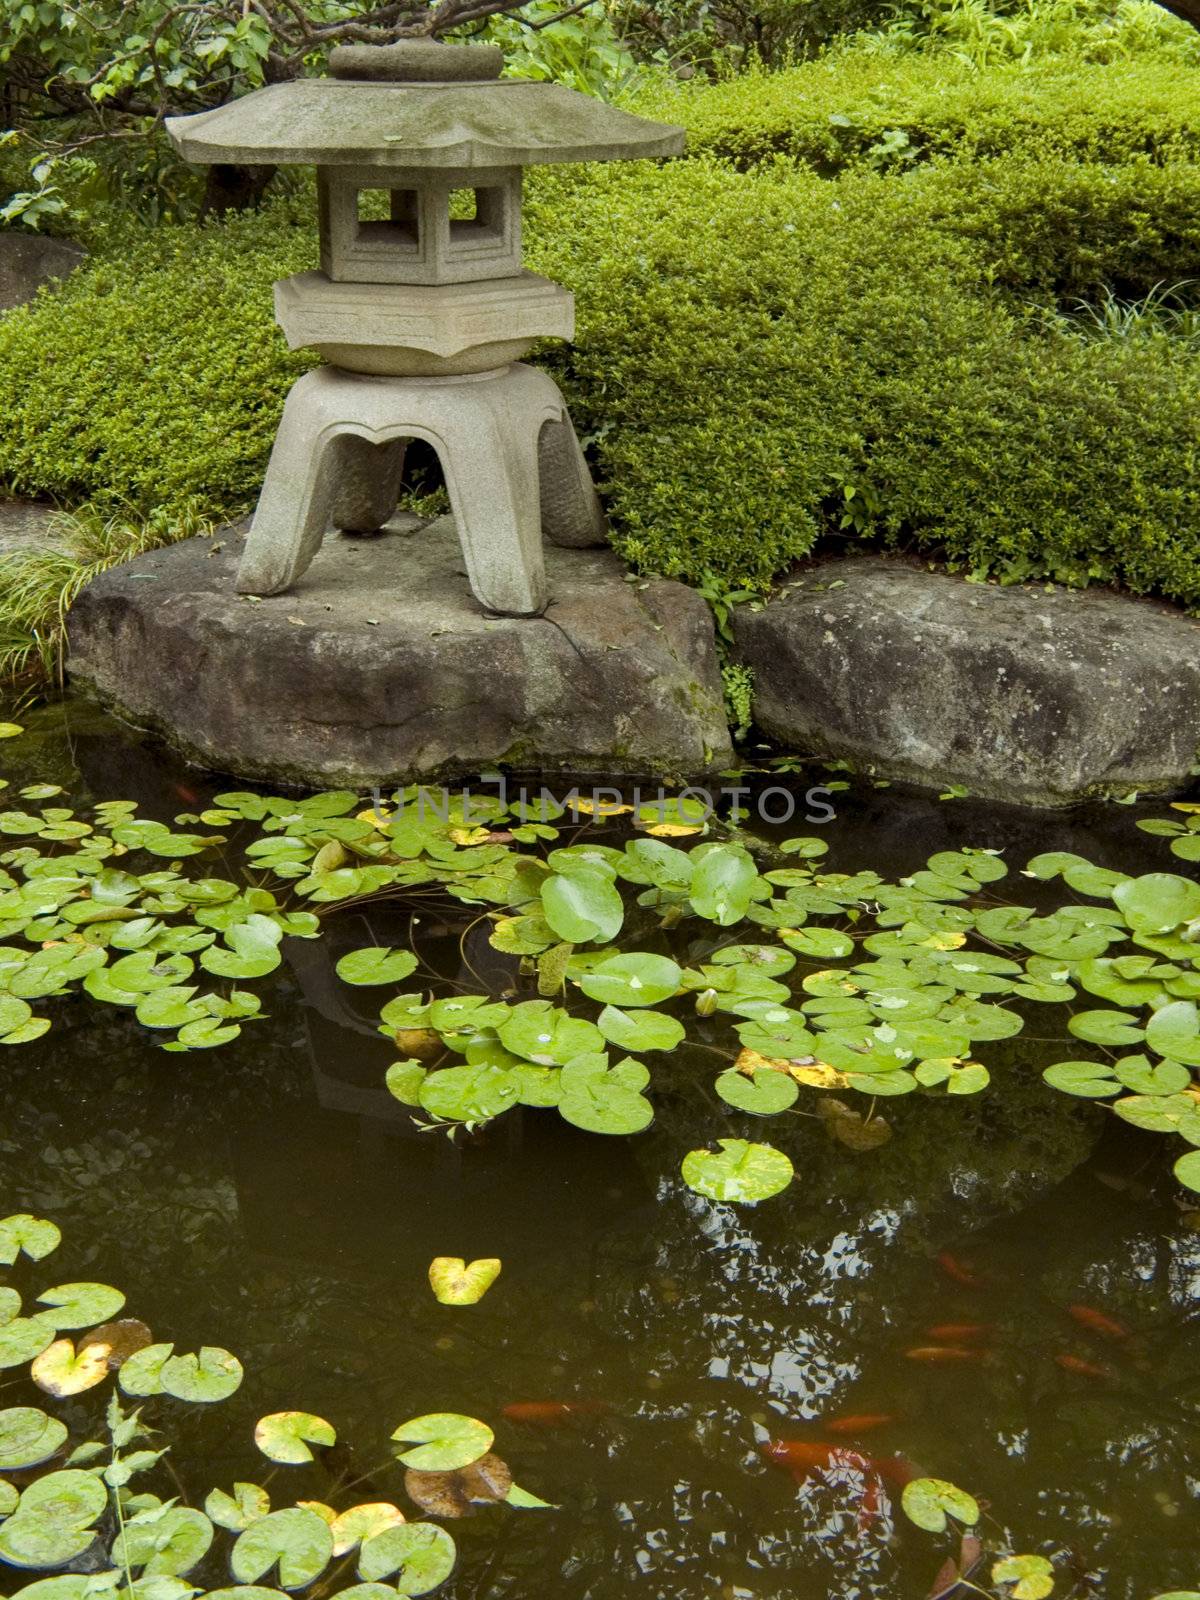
xmin=318 ymin=167 xmax=522 ymax=287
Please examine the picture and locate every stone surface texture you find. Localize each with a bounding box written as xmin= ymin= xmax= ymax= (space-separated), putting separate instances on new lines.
xmin=0 ymin=234 xmax=85 ymax=313
xmin=237 ymin=362 xmax=605 ymax=612
xmin=0 ymin=500 xmax=64 ymax=556
xmin=165 ymin=78 xmax=685 ymax=169
xmin=733 ymin=554 xmax=1200 ymax=806
xmin=67 ymin=515 xmax=732 ymax=786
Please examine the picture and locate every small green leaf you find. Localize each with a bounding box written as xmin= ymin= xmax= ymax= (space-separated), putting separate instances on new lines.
xmin=230 ymin=1508 xmax=333 ymax=1590
xmin=37 ymin=1283 xmax=125 ymax=1331
xmin=0 ymin=1215 xmax=60 ymax=1264
xmin=991 ymin=1554 xmax=1055 ymax=1600
xmin=427 ymin=1257 xmax=501 ymax=1306
xmin=680 ymin=1139 xmax=794 ymax=1204
xmin=357 ymin=1522 xmax=456 ymax=1593
xmin=335 ymin=948 xmax=419 ymax=986
xmin=901 ymin=1477 xmax=980 ymax=1533
xmin=254 ymin=1411 xmax=336 ymax=1464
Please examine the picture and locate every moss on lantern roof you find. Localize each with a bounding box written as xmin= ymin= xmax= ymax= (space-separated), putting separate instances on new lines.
xmin=166 ymin=78 xmax=685 ymax=170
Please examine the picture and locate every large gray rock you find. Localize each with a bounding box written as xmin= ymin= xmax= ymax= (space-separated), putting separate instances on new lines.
xmin=733 ymin=554 xmax=1200 ymax=806
xmin=0 ymin=234 xmax=85 ymax=313
xmin=67 ymin=515 xmax=731 ymax=787
xmin=0 ymin=499 xmax=66 ymax=556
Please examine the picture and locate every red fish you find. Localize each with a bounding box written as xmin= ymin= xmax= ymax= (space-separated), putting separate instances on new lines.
xmin=1067 ymin=1304 xmax=1128 ymax=1341
xmin=926 ymin=1323 xmax=991 ymax=1342
xmin=175 ymin=783 xmax=200 ymax=804
xmin=822 ymin=1413 xmax=897 ymax=1437
xmin=501 ymin=1400 xmax=609 ymax=1426
xmin=762 ymin=1441 xmax=916 ymax=1532
xmin=1054 ymin=1353 xmax=1113 ymax=1380
xmin=905 ymin=1345 xmax=982 ymax=1364
xmin=937 ymin=1251 xmax=984 ymax=1288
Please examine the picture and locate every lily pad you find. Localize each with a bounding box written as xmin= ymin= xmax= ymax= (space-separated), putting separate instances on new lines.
xmin=0 ymin=1216 xmax=60 ymax=1265
xmin=0 ymin=1316 xmax=58 ymax=1370
xmin=901 ymin=1477 xmax=980 ymax=1533
xmin=31 ymin=1339 xmax=111 ymax=1398
xmin=715 ymin=1066 xmax=798 ymax=1116
xmin=427 ymin=1258 xmax=501 ymax=1306
xmin=578 ymin=953 xmax=682 ymax=1009
xmin=404 ymin=1455 xmax=511 ymax=1518
xmin=335 ymin=948 xmax=420 ymax=986
xmin=541 ymin=870 xmax=624 ymax=945
xmin=596 ymin=1005 xmax=684 ymax=1053
xmin=357 ymin=1522 xmax=456 ymax=1594
xmin=329 ymin=1504 xmax=406 ymax=1556
xmin=991 ymin=1554 xmax=1055 ymax=1600
xmin=229 ymin=1508 xmax=333 ymax=1590
xmin=0 ymin=1409 xmax=68 ymax=1471
xmin=254 ymin=1412 xmax=337 ymax=1464
xmin=36 ymin=1283 xmax=125 ymax=1331
xmin=205 ymin=1483 xmax=271 ymax=1533
xmin=390 ymin=1414 xmax=493 ymax=1472
xmin=680 ymin=1139 xmax=794 ymax=1204
xmin=115 ymin=1506 xmax=213 ymax=1577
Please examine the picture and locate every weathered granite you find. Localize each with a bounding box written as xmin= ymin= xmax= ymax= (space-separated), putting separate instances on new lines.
xmin=733 ymin=554 xmax=1200 ymax=807
xmin=0 ymin=234 xmax=85 ymax=313
xmin=67 ymin=515 xmax=732 ymax=786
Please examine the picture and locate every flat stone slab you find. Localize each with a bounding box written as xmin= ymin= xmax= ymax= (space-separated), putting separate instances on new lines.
xmin=67 ymin=515 xmax=731 ymax=786
xmin=733 ymin=554 xmax=1200 ymax=806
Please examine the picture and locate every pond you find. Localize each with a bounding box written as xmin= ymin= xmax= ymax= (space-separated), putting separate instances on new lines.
xmin=0 ymin=699 xmax=1197 ymax=1600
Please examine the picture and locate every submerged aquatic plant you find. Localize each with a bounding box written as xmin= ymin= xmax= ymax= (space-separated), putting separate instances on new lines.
xmin=0 ymin=1215 xmax=548 ymax=1600
xmin=2 ymin=738 xmax=1200 ymax=1202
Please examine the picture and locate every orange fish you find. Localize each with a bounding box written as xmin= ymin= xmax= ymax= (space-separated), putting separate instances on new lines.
xmin=175 ymin=783 xmax=200 ymax=804
xmin=938 ymin=1251 xmax=984 ymax=1288
xmin=926 ymin=1323 xmax=991 ymax=1342
xmin=763 ymin=1441 xmax=916 ymax=1531
xmin=1067 ymin=1304 xmax=1128 ymax=1341
xmin=822 ymin=1413 xmax=897 ymax=1436
xmin=1055 ymin=1353 xmax=1114 ymax=1381
xmin=904 ymin=1345 xmax=982 ymax=1364
xmin=501 ymin=1400 xmax=609 ymax=1426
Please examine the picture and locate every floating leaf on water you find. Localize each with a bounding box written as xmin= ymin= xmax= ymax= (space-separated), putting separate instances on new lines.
xmin=390 ymin=1414 xmax=493 ymax=1472
xmin=357 ymin=1521 xmax=456 ymax=1594
xmin=901 ymin=1478 xmax=980 ymax=1533
xmin=991 ymin=1554 xmax=1055 ymax=1600
xmin=689 ymin=845 xmax=758 ymax=926
xmin=0 ymin=1216 xmax=60 ymax=1265
xmin=558 ymin=1054 xmax=653 ymax=1135
xmin=428 ymin=1258 xmax=501 ymax=1307
xmin=1174 ymin=1150 xmax=1200 ymax=1193
xmin=540 ymin=870 xmax=623 ymax=946
xmin=1145 ymin=1001 xmax=1200 ymax=1067
xmin=505 ymin=1483 xmax=558 ymax=1510
xmin=419 ymin=1065 xmax=520 ymax=1125
xmin=0 ymin=1409 xmax=68 ymax=1471
xmin=386 ymin=1061 xmax=429 ymax=1107
xmin=0 ymin=1314 xmax=58 ymax=1369
xmin=715 ymin=1066 xmax=798 ymax=1116
xmin=161 ymin=1346 xmax=243 ymax=1403
xmin=254 ymin=1412 xmax=336 ymax=1464
xmin=1067 ymin=1010 xmax=1145 ymax=1048
xmin=36 ymin=1283 xmax=125 ymax=1332
xmin=680 ymin=1139 xmax=794 ymax=1205
xmin=1114 ymin=873 xmax=1200 ymax=935
xmin=329 ymin=1504 xmax=406 ymax=1557
xmin=118 ymin=1343 xmax=173 ymax=1398
xmin=115 ymin=1506 xmax=214 ymax=1577
xmin=205 ymin=1483 xmax=270 ymax=1533
xmin=597 ymin=1005 xmax=684 ymax=1053
xmin=404 ymin=1453 xmax=512 ymax=1517
xmin=335 ymin=948 xmax=420 ymax=986
xmin=230 ymin=1508 xmax=332 ymax=1590
xmin=1043 ymin=1061 xmax=1119 ymax=1098
xmin=577 ymin=953 xmax=682 ymax=1009
xmin=31 ymin=1339 xmax=110 ymax=1398
xmin=0 ymin=725 xmax=23 ymax=739
xmin=779 ymin=927 xmax=855 ymax=960
xmin=0 ymin=1469 xmax=106 ymax=1568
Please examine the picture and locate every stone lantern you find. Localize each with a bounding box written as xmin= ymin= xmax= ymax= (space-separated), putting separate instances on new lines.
xmin=166 ymin=41 xmax=683 ymax=614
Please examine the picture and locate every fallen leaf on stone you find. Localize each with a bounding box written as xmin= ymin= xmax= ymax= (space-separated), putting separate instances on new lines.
xmin=404 ymin=1453 xmax=512 ymax=1518
xmin=428 ymin=1258 xmax=501 ymax=1306
xmin=32 ymin=1337 xmax=111 ymax=1396
xmin=79 ymin=1318 xmax=153 ymax=1370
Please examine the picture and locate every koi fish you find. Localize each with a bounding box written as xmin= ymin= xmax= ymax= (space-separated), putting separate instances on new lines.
xmin=1054 ymin=1353 xmax=1114 ymax=1380
xmin=905 ymin=1345 xmax=982 ymax=1364
xmin=500 ymin=1400 xmax=610 ymax=1426
xmin=762 ymin=1441 xmax=917 ymax=1532
xmin=1067 ymin=1304 xmax=1129 ymax=1341
xmin=937 ymin=1251 xmax=984 ymax=1288
xmin=174 ymin=783 xmax=200 ymax=805
xmin=926 ymin=1323 xmax=991 ymax=1342
xmin=822 ymin=1413 xmax=897 ymax=1437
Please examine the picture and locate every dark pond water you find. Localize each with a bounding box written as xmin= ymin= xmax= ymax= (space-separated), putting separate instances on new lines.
xmin=0 ymin=700 xmax=1197 ymax=1600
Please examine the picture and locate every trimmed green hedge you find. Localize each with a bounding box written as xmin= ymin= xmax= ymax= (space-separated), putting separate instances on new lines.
xmin=3 ymin=148 xmax=1200 ymax=608
xmin=635 ymin=53 xmax=1200 ymax=172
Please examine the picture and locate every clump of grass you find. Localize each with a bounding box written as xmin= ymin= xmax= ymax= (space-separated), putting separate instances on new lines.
xmin=1037 ymin=279 xmax=1200 ymax=345
xmin=0 ymin=499 xmax=212 ymax=691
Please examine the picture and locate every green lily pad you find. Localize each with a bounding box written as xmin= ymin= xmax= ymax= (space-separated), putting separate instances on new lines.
xmin=541 ymin=869 xmax=624 ymax=945
xmin=557 ymin=1055 xmax=654 ymax=1135
xmin=205 ymin=1483 xmax=271 ymax=1532
xmin=335 ymin=948 xmax=420 ymax=986
xmin=115 ymin=1506 xmax=213 ymax=1576
xmin=419 ymin=1064 xmax=520 ymax=1124
xmin=596 ymin=1005 xmax=684 ymax=1053
xmin=230 ymin=1508 xmax=332 ymax=1590
xmin=715 ymin=1066 xmax=798 ymax=1115
xmin=689 ymin=845 xmax=758 ymax=926
xmin=680 ymin=1139 xmax=794 ymax=1204
xmin=0 ymin=1216 xmax=59 ymax=1267
xmin=0 ymin=1409 xmax=68 ymax=1470
xmin=779 ymin=927 xmax=855 ymax=960
xmin=357 ymin=1522 xmax=456 ymax=1594
xmin=1146 ymin=1001 xmax=1200 ymax=1067
xmin=901 ymin=1477 xmax=980 ymax=1533
xmin=1043 ymin=1061 xmax=1119 ymax=1098
xmin=161 ymin=1346 xmax=243 ymax=1402
xmin=390 ymin=1414 xmax=493 ymax=1472
xmin=991 ymin=1554 xmax=1055 ymax=1600
xmin=254 ymin=1411 xmax=337 ymax=1464
xmin=1066 ymin=1010 xmax=1144 ymax=1047
xmin=578 ymin=953 xmax=682 ymax=1009
xmin=1174 ymin=1150 xmax=1200 ymax=1192
xmin=36 ymin=1283 xmax=125 ymax=1331
xmin=1113 ymin=873 xmax=1200 ymax=934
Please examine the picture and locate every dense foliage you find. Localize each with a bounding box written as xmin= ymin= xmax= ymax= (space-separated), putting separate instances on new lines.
xmin=5 ymin=65 xmax=1200 ymax=611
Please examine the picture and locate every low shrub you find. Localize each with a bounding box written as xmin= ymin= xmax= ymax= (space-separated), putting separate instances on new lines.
xmin=634 ymin=51 xmax=1200 ymax=172
xmin=3 ymin=149 xmax=1200 ymax=627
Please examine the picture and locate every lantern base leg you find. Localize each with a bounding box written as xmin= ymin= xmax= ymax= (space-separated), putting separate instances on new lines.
xmin=236 ymin=363 xmax=604 ymax=615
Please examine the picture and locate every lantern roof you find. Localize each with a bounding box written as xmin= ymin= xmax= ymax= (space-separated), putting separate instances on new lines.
xmin=166 ymin=39 xmax=685 ymax=170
